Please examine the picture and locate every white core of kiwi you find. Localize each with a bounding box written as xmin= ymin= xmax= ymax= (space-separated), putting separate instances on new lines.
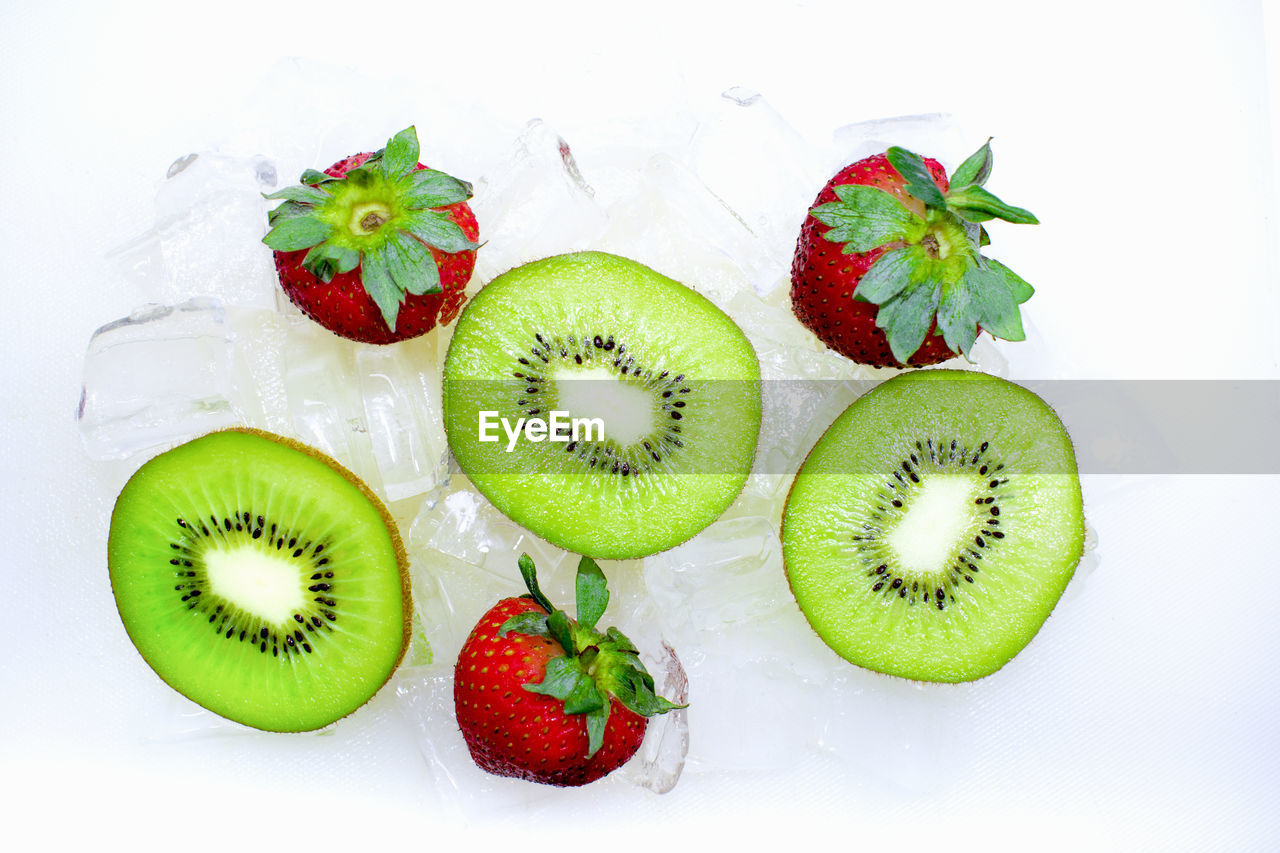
xmin=552 ymin=364 xmax=657 ymax=448
xmin=203 ymin=545 xmax=307 ymax=624
xmin=884 ymin=473 xmax=981 ymax=576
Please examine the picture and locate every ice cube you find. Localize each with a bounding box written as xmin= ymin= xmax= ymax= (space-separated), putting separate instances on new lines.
xmin=609 ymin=593 xmax=691 ymax=794
xmin=421 ymin=500 xmax=613 ymax=638
xmin=108 ymin=152 xmax=281 ymax=311
xmin=411 ymin=482 xmax=573 ymax=578
xmin=688 ymin=88 xmax=832 ymax=292
xmin=636 ymin=505 xmax=832 ymax=772
xmin=593 ymin=153 xmax=772 ymax=305
xmin=470 ymin=120 xmax=608 ymax=282
xmin=406 ymin=547 xmax=517 ymax=662
xmin=965 ymin=332 xmax=1012 ymax=376
xmin=757 ymin=377 xmax=871 ymax=480
xmin=643 ymin=514 xmax=789 ymax=646
xmin=392 ymin=665 xmax=482 ymax=805
xmin=77 ymin=298 xmax=241 ymax=460
xmin=225 ymin=307 xmax=292 ymax=434
xmin=355 ymin=335 xmax=451 ymax=504
xmin=157 ymin=151 xmax=279 ymax=309
xmin=225 ymin=58 xmax=519 ymax=198
xmin=280 ymin=323 xmax=383 ymax=493
xmin=403 ymin=481 xmax=584 ymax=663
xmin=831 ymin=112 xmax=973 ymax=174
xmin=614 ymin=641 xmax=690 ymax=793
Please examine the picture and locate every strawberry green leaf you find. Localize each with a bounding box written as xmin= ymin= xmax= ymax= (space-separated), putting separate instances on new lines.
xmin=887 ymin=147 xmax=946 ymax=209
xmin=526 ymin=655 xmax=588 ymax=702
xmin=300 ymin=169 xmax=337 ymax=186
xmin=517 ymin=553 xmax=556 ymax=614
xmin=384 ymin=231 xmax=440 ymax=296
xmin=965 ymin=265 xmax=1026 ymax=341
xmin=982 ymin=257 xmax=1034 ymax=303
xmin=962 ymin=220 xmax=992 ymax=249
xmin=267 ymin=200 xmax=314 ymax=227
xmin=562 ymin=670 xmax=605 ymax=716
xmin=403 ymin=209 xmax=479 ymax=254
xmin=946 ymin=186 xmax=1039 ymax=225
xmin=951 ymin=139 xmax=994 ymax=188
xmin=876 ymin=278 xmax=942 ymax=364
xmin=381 ymin=126 xmax=420 ymax=178
xmin=935 ymin=277 xmax=980 ymax=355
xmin=623 ymin=670 xmax=684 ymax=717
xmin=525 ymin=656 xmax=605 ymax=722
xmin=643 ymin=690 xmax=684 ymax=716
xmin=546 ymin=609 xmax=576 ymax=656
xmin=498 ymin=610 xmax=551 ymax=639
xmin=604 ymin=661 xmax=642 ymax=707
xmin=603 ymin=626 xmax=638 ymax=654
xmin=303 ymin=251 xmax=336 ymax=283
xmin=343 ymin=166 xmax=379 ymax=188
xmin=359 ymin=246 xmax=403 ymax=332
xmin=263 ymin=185 xmax=330 ymax=205
xmin=263 ymin=215 xmax=331 ymax=252
xmin=595 ymin=645 xmax=687 ymax=721
xmin=302 ymin=242 xmax=360 ymax=283
xmin=337 ymin=246 xmax=362 ymax=274
xmin=855 ymin=247 xmax=915 ymax=304
xmin=584 ymin=705 xmax=610 ymax=757
xmin=405 ymin=169 xmax=474 ymax=209
xmin=810 ymin=185 xmax=921 ymax=253
xmin=575 ymin=556 xmax=609 ymax=631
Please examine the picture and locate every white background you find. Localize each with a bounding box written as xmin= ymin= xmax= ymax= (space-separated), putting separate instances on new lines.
xmin=2 ymin=0 xmax=1278 ymax=848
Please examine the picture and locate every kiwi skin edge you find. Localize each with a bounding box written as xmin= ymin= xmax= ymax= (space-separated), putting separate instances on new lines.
xmin=108 ymin=426 xmax=413 ymax=731
xmin=780 ymin=372 xmax=1085 ymax=685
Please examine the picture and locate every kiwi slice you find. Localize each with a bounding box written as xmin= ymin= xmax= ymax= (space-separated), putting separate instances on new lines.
xmin=443 ymin=251 xmax=761 ymax=559
xmin=783 ymin=370 xmax=1083 ymax=682
xmin=108 ymin=428 xmax=411 ymax=731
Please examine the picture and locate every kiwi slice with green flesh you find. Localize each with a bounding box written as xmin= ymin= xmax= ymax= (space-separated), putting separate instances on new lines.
xmin=443 ymin=251 xmax=761 ymax=559
xmin=108 ymin=428 xmax=411 ymax=732
xmin=783 ymin=370 xmax=1083 ymax=683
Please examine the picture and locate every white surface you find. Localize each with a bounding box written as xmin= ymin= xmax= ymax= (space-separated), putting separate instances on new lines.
xmin=2 ymin=0 xmax=1278 ymax=848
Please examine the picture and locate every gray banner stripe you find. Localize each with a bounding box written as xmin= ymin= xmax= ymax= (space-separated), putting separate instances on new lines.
xmin=447 ymin=379 xmax=1280 ymax=475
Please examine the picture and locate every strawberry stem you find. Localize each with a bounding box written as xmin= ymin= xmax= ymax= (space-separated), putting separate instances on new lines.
xmin=349 ymin=201 xmax=393 ymax=236
xmin=921 ymin=233 xmax=941 ymax=259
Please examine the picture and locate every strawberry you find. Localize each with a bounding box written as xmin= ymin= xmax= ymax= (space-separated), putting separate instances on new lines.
xmin=791 ymin=141 xmax=1038 ymax=367
xmin=454 ymin=554 xmax=683 ymax=787
xmin=263 ymin=126 xmax=480 ymax=344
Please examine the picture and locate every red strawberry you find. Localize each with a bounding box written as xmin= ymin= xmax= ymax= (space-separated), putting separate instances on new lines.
xmin=263 ymin=126 xmax=480 ymax=345
xmin=791 ymin=141 xmax=1038 ymax=367
xmin=454 ymin=554 xmax=683 ymax=787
